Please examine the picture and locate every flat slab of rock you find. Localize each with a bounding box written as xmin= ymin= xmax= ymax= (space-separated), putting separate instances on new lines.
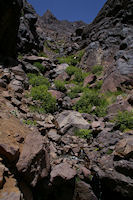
xmin=24 ymin=55 xmax=50 ymax=63
xmin=17 ymin=132 xmax=50 ymax=187
xmin=50 ymin=162 xmax=76 ymax=183
xmin=56 ymin=110 xmax=90 ymax=135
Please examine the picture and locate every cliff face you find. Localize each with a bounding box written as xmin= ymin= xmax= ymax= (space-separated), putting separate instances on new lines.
xmin=0 ymin=0 xmax=22 ymax=58
xmin=17 ymin=0 xmax=45 ymax=54
xmin=78 ymin=0 xmax=133 ymax=91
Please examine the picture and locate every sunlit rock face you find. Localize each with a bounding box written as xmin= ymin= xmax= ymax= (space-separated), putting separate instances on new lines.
xmin=78 ymin=0 xmax=133 ymax=91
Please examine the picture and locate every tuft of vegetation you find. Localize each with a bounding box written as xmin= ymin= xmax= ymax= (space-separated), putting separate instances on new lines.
xmin=73 ymin=89 xmax=108 ymax=117
xmin=67 ymin=85 xmax=83 ymax=99
xmin=27 ymin=74 xmax=50 ymax=88
xmin=54 ymin=80 xmax=66 ymax=92
xmin=65 ymin=65 xmax=78 ymax=76
xmin=38 ymin=52 xmax=48 ymax=57
xmin=30 ymin=85 xmax=56 ymax=113
xmin=33 ymin=62 xmax=45 ymax=73
xmin=57 ymin=50 xmax=84 ymax=66
xmin=74 ymin=129 xmax=93 ymax=139
xmin=113 ymin=111 xmax=133 ymax=132
xmin=91 ymin=65 xmax=103 ymax=75
xmin=23 ymin=119 xmax=37 ymax=126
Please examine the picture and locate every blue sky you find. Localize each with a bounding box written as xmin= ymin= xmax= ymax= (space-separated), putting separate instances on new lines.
xmin=28 ymin=0 xmax=107 ymax=23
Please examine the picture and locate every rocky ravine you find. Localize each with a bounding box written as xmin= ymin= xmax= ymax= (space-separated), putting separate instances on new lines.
xmin=0 ymin=0 xmax=133 ymax=200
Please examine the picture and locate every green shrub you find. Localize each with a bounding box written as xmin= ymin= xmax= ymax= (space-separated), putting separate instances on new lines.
xmin=74 ymin=69 xmax=84 ymax=83
xmin=91 ymin=65 xmax=103 ymax=75
xmin=54 ymin=80 xmax=66 ymax=92
xmin=65 ymin=65 xmax=78 ymax=76
xmin=74 ymin=129 xmax=93 ymax=139
xmin=73 ymin=89 xmax=108 ymax=117
xmin=67 ymin=85 xmax=83 ymax=99
xmin=114 ymin=111 xmax=133 ymax=132
xmin=38 ymin=52 xmax=48 ymax=58
xmin=94 ymin=80 xmax=103 ymax=90
xmin=33 ymin=62 xmax=45 ymax=73
xmin=23 ymin=120 xmax=37 ymax=126
xmin=27 ymin=74 xmax=50 ymax=88
xmin=30 ymin=85 xmax=56 ymax=113
xmin=57 ymin=50 xmax=84 ymax=66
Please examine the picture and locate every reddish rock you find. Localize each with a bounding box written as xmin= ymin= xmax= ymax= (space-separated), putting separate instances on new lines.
xmin=114 ymin=136 xmax=133 ymax=159
xmin=17 ymin=132 xmax=50 ymax=187
xmin=49 ymin=90 xmax=65 ymax=99
xmin=107 ymin=100 xmax=132 ymax=114
xmin=0 ymin=142 xmax=19 ymax=162
xmin=55 ymin=71 xmax=69 ymax=81
xmin=74 ymin=181 xmax=98 ymax=200
xmin=50 ymin=162 xmax=76 ymax=183
xmin=0 ymin=163 xmax=5 ymax=189
xmin=83 ymin=74 xmax=96 ymax=87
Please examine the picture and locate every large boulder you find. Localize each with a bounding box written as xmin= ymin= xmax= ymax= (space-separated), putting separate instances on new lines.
xmin=56 ymin=110 xmax=90 ymax=135
xmin=17 ymin=132 xmax=50 ymax=187
xmin=0 ymin=0 xmax=22 ymax=58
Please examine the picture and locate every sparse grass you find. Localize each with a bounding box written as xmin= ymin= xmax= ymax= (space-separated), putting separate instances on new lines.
xmin=27 ymin=74 xmax=50 ymax=88
xmin=74 ymin=128 xmax=93 ymax=139
xmin=54 ymin=80 xmax=66 ymax=92
xmin=33 ymin=62 xmax=45 ymax=73
xmin=113 ymin=111 xmax=133 ymax=132
xmin=105 ymin=89 xmax=126 ymax=105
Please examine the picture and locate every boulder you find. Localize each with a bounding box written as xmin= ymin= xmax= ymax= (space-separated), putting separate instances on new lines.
xmin=74 ymin=181 xmax=98 ymax=200
xmin=50 ymin=162 xmax=76 ymax=183
xmin=48 ymin=129 xmax=61 ymax=142
xmin=83 ymin=74 xmax=96 ymax=87
xmin=49 ymin=90 xmax=65 ymax=99
xmin=114 ymin=136 xmax=133 ymax=159
xmin=56 ymin=110 xmax=90 ymax=135
xmin=17 ymin=132 xmax=50 ymax=187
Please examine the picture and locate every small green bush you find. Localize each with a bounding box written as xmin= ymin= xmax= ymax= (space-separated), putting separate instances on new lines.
xmin=27 ymin=74 xmax=50 ymax=88
xmin=91 ymin=65 xmax=103 ymax=75
xmin=38 ymin=52 xmax=48 ymax=58
xmin=57 ymin=50 xmax=84 ymax=66
xmin=73 ymin=89 xmax=108 ymax=117
xmin=30 ymin=85 xmax=56 ymax=113
xmin=65 ymin=65 xmax=78 ymax=76
xmin=67 ymin=85 xmax=83 ymax=99
xmin=74 ymin=69 xmax=84 ymax=83
xmin=54 ymin=80 xmax=66 ymax=92
xmin=114 ymin=111 xmax=133 ymax=132
xmin=33 ymin=62 xmax=45 ymax=73
xmin=23 ymin=120 xmax=37 ymax=126
xmin=74 ymin=129 xmax=93 ymax=139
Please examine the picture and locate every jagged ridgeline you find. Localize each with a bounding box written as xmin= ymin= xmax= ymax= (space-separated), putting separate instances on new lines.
xmin=0 ymin=0 xmax=133 ymax=200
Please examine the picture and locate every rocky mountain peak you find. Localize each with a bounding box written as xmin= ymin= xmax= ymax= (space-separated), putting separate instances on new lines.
xmin=42 ymin=9 xmax=58 ymax=24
